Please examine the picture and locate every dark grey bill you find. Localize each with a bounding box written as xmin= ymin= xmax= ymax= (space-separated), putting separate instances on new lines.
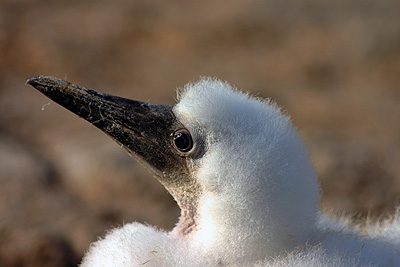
xmin=27 ymin=76 xmax=189 ymax=186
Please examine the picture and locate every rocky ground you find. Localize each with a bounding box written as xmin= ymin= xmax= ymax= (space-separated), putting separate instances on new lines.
xmin=0 ymin=0 xmax=399 ymax=265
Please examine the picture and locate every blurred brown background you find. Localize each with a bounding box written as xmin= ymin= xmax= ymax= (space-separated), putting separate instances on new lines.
xmin=1 ymin=0 xmax=400 ymax=266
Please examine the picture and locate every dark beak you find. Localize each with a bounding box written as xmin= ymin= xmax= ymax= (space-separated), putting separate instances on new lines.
xmin=27 ymin=76 xmax=184 ymax=182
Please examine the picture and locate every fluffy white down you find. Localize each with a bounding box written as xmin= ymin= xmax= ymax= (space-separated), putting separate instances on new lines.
xmin=81 ymin=78 xmax=400 ymax=266
xmin=81 ymin=222 xmax=359 ymax=267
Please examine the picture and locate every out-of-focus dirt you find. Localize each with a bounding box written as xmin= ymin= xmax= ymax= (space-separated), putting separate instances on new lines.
xmin=0 ymin=0 xmax=399 ymax=265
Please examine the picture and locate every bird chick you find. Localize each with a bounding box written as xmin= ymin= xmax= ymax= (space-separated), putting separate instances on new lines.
xmin=28 ymin=76 xmax=400 ymax=266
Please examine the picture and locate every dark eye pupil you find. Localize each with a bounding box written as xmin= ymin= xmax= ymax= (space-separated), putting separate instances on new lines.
xmin=174 ymin=131 xmax=193 ymax=152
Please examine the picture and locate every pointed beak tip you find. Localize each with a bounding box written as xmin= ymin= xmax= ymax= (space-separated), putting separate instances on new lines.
xmin=26 ymin=76 xmax=46 ymax=89
xmin=27 ymin=75 xmax=45 ymax=83
xmin=26 ymin=76 xmax=63 ymax=94
xmin=26 ymin=76 xmax=38 ymax=86
xmin=26 ymin=75 xmax=52 ymax=86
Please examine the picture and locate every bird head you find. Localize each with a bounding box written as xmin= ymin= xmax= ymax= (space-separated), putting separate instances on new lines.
xmin=28 ymin=76 xmax=320 ymax=262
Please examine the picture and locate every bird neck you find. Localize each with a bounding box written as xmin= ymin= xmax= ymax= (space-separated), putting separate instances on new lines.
xmin=171 ymin=208 xmax=197 ymax=236
xmin=187 ymin=190 xmax=318 ymax=264
xmin=167 ymin=182 xmax=202 ymax=237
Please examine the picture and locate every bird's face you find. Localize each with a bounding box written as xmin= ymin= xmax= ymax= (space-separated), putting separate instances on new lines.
xmin=27 ymin=77 xmax=204 ymax=227
xmin=28 ymin=76 xmax=320 ymax=240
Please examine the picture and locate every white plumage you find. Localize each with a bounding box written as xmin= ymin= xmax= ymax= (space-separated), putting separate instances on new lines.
xmin=76 ymin=78 xmax=399 ymax=266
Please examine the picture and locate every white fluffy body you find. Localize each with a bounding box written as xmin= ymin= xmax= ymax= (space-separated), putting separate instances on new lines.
xmin=81 ymin=78 xmax=400 ymax=266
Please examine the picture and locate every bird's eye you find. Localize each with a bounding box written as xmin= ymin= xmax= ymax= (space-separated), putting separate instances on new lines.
xmin=173 ymin=129 xmax=193 ymax=152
